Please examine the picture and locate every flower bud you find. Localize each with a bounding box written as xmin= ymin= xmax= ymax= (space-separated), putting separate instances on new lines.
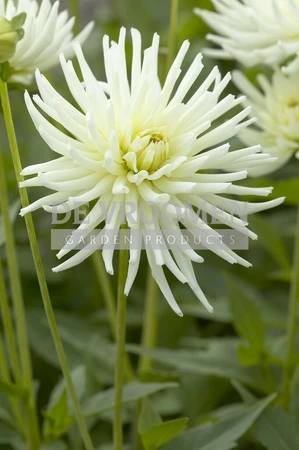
xmin=0 ymin=16 xmax=19 ymax=64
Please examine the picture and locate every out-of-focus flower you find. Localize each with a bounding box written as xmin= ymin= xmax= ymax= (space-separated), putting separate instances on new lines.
xmin=21 ymin=28 xmax=284 ymax=316
xmin=0 ymin=0 xmax=93 ymax=84
xmin=195 ymin=0 xmax=299 ymax=74
xmin=233 ymin=70 xmax=299 ymax=175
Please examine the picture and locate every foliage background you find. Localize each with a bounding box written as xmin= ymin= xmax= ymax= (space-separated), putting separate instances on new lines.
xmin=0 ymin=0 xmax=299 ymax=449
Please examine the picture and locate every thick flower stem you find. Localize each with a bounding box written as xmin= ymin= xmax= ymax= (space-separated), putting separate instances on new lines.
xmin=282 ymin=206 xmax=299 ymax=408
xmin=68 ymin=0 xmax=80 ymax=36
xmin=0 ymin=265 xmax=25 ymax=434
xmin=166 ymin=0 xmax=180 ymax=72
xmin=138 ymin=269 xmax=159 ymax=373
xmin=0 ymin=79 xmax=95 ymax=450
xmin=91 ymin=252 xmax=134 ymax=381
xmin=114 ymin=246 xmax=129 ymax=450
xmin=0 ymin=148 xmax=40 ymax=448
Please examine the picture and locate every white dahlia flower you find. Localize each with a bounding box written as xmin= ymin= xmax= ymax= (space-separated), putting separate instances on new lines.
xmin=233 ymin=70 xmax=299 ymax=175
xmin=195 ymin=0 xmax=299 ymax=74
xmin=0 ymin=0 xmax=93 ymax=84
xmin=20 ymin=28 xmax=284 ymax=316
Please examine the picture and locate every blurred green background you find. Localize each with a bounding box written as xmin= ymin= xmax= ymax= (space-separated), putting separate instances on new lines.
xmin=0 ymin=1 xmax=299 ymax=449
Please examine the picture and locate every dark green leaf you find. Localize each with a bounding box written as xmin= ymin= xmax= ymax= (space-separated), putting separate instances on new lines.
xmin=83 ymin=382 xmax=179 ymax=417
xmin=254 ymin=405 xmax=299 ymax=450
xmin=161 ymin=394 xmax=276 ymax=450
xmin=127 ymin=342 xmax=268 ymax=393
xmin=228 ymin=278 xmax=265 ymax=352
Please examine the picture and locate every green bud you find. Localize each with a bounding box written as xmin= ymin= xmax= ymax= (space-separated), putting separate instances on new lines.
xmin=0 ymin=16 xmax=19 ymax=64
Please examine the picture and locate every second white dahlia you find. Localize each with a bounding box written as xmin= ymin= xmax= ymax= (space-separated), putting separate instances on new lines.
xmin=195 ymin=0 xmax=299 ymax=74
xmin=0 ymin=0 xmax=93 ymax=84
xmin=21 ymin=28 xmax=283 ymax=316
xmin=233 ymin=70 xmax=299 ymax=175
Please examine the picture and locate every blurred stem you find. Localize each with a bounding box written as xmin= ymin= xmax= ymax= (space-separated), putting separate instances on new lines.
xmin=138 ymin=269 xmax=159 ymax=373
xmin=114 ymin=245 xmax=129 ymax=450
xmin=68 ymin=0 xmax=80 ymax=36
xmin=282 ymin=206 xmax=299 ymax=408
xmin=0 ymin=331 xmax=25 ymax=435
xmin=91 ymin=252 xmax=134 ymax=380
xmin=0 ymin=258 xmax=22 ymax=385
xmin=166 ymin=0 xmax=180 ymax=72
xmin=0 ymin=79 xmax=95 ymax=450
xmin=0 ymin=146 xmax=40 ymax=449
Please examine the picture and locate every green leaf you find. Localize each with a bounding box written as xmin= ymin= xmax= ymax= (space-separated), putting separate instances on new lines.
xmin=0 ymin=199 xmax=20 ymax=247
xmin=269 ymin=178 xmax=299 ymax=205
xmin=228 ymin=278 xmax=265 ymax=352
xmin=141 ymin=418 xmax=188 ymax=450
xmin=0 ymin=423 xmax=25 ymax=449
xmin=249 ymin=215 xmax=290 ymax=271
xmin=139 ymin=398 xmax=162 ymax=434
xmin=127 ymin=341 xmax=268 ymax=393
xmin=82 ymin=382 xmax=178 ymax=417
xmin=43 ymin=390 xmax=73 ymax=441
xmin=0 ymin=378 xmax=28 ymax=400
xmin=161 ymin=394 xmax=276 ymax=450
xmin=254 ymin=405 xmax=299 ymax=450
xmin=138 ymin=398 xmax=188 ymax=450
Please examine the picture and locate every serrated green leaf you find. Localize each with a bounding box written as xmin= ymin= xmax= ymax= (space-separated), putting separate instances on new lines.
xmin=161 ymin=394 xmax=276 ymax=450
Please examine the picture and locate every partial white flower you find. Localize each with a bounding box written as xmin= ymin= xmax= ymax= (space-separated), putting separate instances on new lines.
xmin=21 ymin=28 xmax=284 ymax=316
xmin=195 ymin=0 xmax=299 ymax=74
xmin=233 ymin=70 xmax=299 ymax=175
xmin=0 ymin=0 xmax=93 ymax=84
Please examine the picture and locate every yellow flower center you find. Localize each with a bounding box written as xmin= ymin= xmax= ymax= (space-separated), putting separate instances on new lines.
xmin=123 ymin=129 xmax=169 ymax=173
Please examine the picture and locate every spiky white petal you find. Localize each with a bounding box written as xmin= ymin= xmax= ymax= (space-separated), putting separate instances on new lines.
xmin=21 ymin=28 xmax=284 ymax=316
xmin=195 ymin=0 xmax=299 ymax=74
xmin=1 ymin=0 xmax=93 ymax=84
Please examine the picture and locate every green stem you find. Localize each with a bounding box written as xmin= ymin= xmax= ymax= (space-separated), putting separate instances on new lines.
xmin=0 ymin=259 xmax=21 ymax=384
xmin=68 ymin=0 xmax=80 ymax=36
xmin=114 ymin=246 xmax=129 ymax=450
xmin=282 ymin=206 xmax=299 ymax=408
xmin=138 ymin=270 xmax=159 ymax=374
xmin=0 ymin=148 xmax=40 ymax=449
xmin=166 ymin=0 xmax=180 ymax=72
xmin=0 ymin=79 xmax=94 ymax=450
xmin=91 ymin=252 xmax=134 ymax=381
xmin=0 ymin=276 xmax=25 ymax=434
